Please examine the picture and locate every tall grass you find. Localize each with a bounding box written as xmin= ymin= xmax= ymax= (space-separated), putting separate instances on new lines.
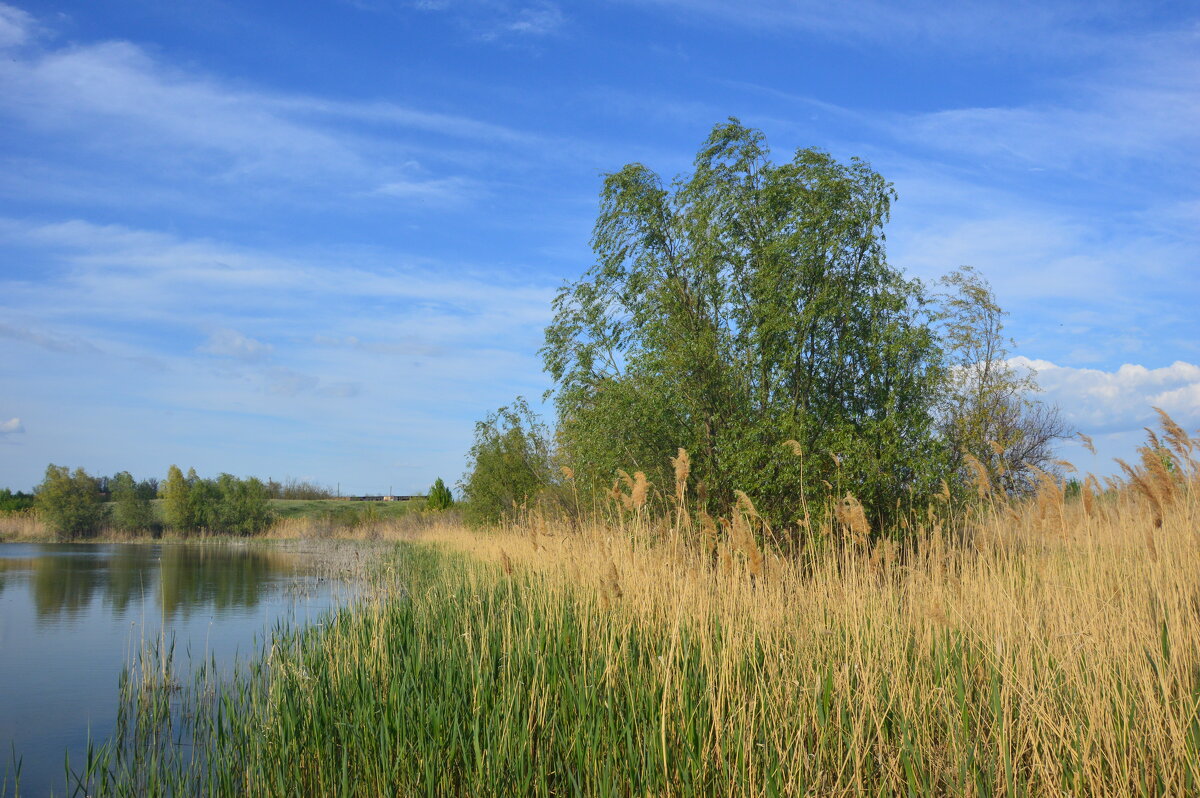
xmin=70 ymin=416 xmax=1200 ymax=795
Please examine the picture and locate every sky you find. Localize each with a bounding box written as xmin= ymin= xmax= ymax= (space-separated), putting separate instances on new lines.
xmin=0 ymin=0 xmax=1197 ymax=493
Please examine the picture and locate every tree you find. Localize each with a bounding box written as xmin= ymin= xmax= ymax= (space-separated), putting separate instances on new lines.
xmin=162 ymin=466 xmax=273 ymax=535
xmin=36 ymin=464 xmax=105 ymax=539
xmin=427 ymin=477 xmax=454 ymax=511
xmin=111 ymin=471 xmax=157 ymax=533
xmin=214 ymin=474 xmax=274 ymax=535
xmin=934 ymin=266 xmax=1071 ymax=494
xmin=543 ymin=119 xmax=948 ymax=528
xmin=461 ymin=397 xmax=554 ymax=526
xmin=161 ymin=464 xmax=196 ymax=534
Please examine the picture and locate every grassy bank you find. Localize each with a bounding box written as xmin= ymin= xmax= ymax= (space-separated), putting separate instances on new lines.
xmin=70 ymin=452 xmax=1200 ymax=796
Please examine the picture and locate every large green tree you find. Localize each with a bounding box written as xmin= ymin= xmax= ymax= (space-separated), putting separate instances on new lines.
xmin=543 ymin=119 xmax=948 ymax=528
xmin=161 ymin=464 xmax=196 ymax=534
xmin=36 ymin=464 xmax=105 ymax=539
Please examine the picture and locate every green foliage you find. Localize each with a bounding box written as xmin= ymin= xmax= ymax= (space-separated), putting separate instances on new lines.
xmin=427 ymin=477 xmax=454 ymax=511
xmin=161 ymin=465 xmax=196 ymax=533
xmin=265 ymin=478 xmax=336 ymax=500
xmin=461 ymin=397 xmax=553 ymax=526
xmin=543 ymin=119 xmax=948 ymax=528
xmin=214 ymin=474 xmax=274 ymax=535
xmin=161 ymin=466 xmax=274 ymax=535
xmin=35 ymin=464 xmax=105 ymax=539
xmin=110 ymin=471 xmax=158 ymax=533
xmin=0 ymin=487 xmax=35 ymax=514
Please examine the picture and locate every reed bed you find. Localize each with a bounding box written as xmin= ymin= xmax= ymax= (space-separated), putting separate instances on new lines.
xmin=67 ymin=419 xmax=1200 ymax=796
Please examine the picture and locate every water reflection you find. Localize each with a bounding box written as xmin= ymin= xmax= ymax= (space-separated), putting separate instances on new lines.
xmin=0 ymin=542 xmax=338 ymax=798
xmin=0 ymin=544 xmax=301 ymax=625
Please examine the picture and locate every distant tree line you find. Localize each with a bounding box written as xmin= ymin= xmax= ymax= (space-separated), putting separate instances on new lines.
xmin=26 ymin=464 xmax=276 ymax=539
xmin=463 ymin=120 xmax=1071 ymax=535
xmin=264 ymin=478 xmax=337 ymax=500
xmin=0 ymin=488 xmax=35 ymax=514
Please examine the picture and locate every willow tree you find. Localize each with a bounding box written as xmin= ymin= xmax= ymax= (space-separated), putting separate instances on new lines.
xmin=543 ymin=119 xmax=948 ymax=528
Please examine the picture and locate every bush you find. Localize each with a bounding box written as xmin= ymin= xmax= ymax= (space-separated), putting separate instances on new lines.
xmin=427 ymin=478 xmax=454 ymax=511
xmin=0 ymin=488 xmax=35 ymax=514
xmin=461 ymin=398 xmax=553 ymax=526
xmin=111 ymin=471 xmax=158 ymax=533
xmin=162 ymin=466 xmax=274 ymax=535
xmin=215 ymin=474 xmax=274 ymax=535
xmin=35 ymin=464 xmax=105 ymax=539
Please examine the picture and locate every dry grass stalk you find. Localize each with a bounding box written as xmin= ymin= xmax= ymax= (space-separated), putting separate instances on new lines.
xmin=962 ymin=452 xmax=992 ymax=500
xmin=612 ymin=469 xmax=650 ymax=513
xmin=499 ymin=549 xmax=514 ymax=576
xmin=699 ymin=509 xmax=718 ymax=562
xmin=834 ymin=492 xmax=871 ymax=545
xmin=987 ymin=440 xmax=1008 ymax=477
xmin=671 ymin=448 xmax=690 ymax=502
xmin=561 ymin=466 xmax=575 ymax=480
xmin=1081 ymin=475 xmax=1098 ymax=519
xmin=1116 ymin=458 xmax=1164 ymax=529
xmin=1077 ymin=432 xmax=1097 ymax=456
xmin=603 ymin=559 xmax=623 ymax=600
xmin=630 ymin=471 xmax=649 ymax=511
xmin=671 ymin=448 xmax=691 ymax=529
xmin=1031 ymin=467 xmax=1066 ymax=535
xmin=731 ymin=491 xmax=765 ymax=579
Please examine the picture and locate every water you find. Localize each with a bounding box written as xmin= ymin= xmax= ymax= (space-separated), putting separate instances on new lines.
xmin=0 ymin=542 xmax=349 ymax=796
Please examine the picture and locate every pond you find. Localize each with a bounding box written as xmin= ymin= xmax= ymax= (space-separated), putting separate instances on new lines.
xmin=0 ymin=542 xmax=352 ymax=796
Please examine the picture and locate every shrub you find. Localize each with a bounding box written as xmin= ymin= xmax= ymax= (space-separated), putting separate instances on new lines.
xmin=111 ymin=471 xmax=158 ymax=533
xmin=35 ymin=464 xmax=105 ymax=539
xmin=427 ymin=478 xmax=454 ymax=511
xmin=461 ymin=397 xmax=553 ymax=526
xmin=0 ymin=488 xmax=35 ymax=514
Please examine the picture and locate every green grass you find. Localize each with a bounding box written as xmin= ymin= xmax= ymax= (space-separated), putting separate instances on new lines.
xmin=269 ymin=498 xmax=421 ymax=522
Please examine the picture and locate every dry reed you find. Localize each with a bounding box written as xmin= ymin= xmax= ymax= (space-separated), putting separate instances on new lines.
xmin=407 ymin=412 xmax=1200 ymax=795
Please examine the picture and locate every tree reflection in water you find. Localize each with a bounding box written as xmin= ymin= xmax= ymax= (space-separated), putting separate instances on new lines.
xmin=0 ymin=545 xmax=300 ymax=625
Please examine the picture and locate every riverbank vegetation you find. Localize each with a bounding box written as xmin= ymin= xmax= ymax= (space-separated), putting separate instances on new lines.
xmin=67 ymin=415 xmax=1200 ymax=795
xmin=0 ymin=487 xmax=434 ymax=542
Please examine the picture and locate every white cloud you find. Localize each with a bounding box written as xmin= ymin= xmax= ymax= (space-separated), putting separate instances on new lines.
xmin=1012 ymin=357 xmax=1200 ymax=435
xmin=0 ymin=417 xmax=24 ymax=435
xmin=0 ymin=2 xmax=32 ymax=49
xmin=199 ymin=329 xmax=274 ymax=361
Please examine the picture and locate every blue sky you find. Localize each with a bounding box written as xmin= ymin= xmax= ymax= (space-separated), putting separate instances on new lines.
xmin=0 ymin=0 xmax=1197 ymax=493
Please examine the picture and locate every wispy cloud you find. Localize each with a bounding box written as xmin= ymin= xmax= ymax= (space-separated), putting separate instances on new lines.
xmin=0 ymin=7 xmax=531 ymax=208
xmin=896 ymin=33 xmax=1200 ymax=180
xmin=0 ymin=2 xmax=32 ymax=48
xmin=620 ymin=0 xmax=1167 ymax=57
xmin=384 ymin=0 xmax=566 ymax=40
xmin=199 ymin=329 xmax=274 ymax=361
xmin=0 ymin=321 xmax=101 ymax=354
xmin=0 ymin=417 xmax=24 ymax=436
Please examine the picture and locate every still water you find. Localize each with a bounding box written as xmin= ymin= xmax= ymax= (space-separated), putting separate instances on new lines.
xmin=0 ymin=542 xmax=348 ymax=796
